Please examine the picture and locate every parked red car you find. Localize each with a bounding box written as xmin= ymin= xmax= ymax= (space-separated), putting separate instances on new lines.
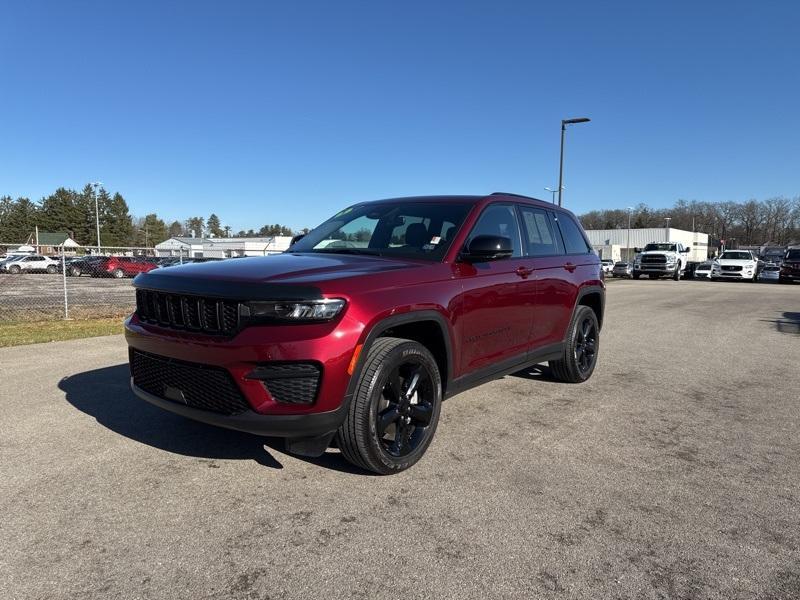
xmin=94 ymin=256 xmax=158 ymax=278
xmin=125 ymin=193 xmax=605 ymax=473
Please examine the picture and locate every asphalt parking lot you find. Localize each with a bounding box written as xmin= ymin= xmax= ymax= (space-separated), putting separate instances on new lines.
xmin=1 ymin=280 xmax=798 ymax=599
xmin=0 ymin=274 xmax=135 ymax=321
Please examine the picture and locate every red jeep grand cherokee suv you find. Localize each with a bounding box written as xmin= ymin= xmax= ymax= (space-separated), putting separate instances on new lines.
xmin=125 ymin=193 xmax=604 ymax=474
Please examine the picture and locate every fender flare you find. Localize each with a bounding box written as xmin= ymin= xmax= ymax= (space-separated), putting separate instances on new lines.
xmin=567 ymin=285 xmax=606 ymax=333
xmin=343 ymin=310 xmax=454 ymax=402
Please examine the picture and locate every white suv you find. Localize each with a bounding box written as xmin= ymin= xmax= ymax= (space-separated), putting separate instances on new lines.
xmin=712 ymin=250 xmax=758 ymax=281
xmin=1 ymin=254 xmax=60 ymax=274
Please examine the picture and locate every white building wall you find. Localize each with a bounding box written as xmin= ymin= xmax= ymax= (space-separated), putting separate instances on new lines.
xmin=585 ymin=228 xmax=709 ymax=262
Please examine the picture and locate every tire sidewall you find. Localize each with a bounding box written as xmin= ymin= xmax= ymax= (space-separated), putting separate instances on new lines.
xmin=567 ymin=306 xmax=600 ymax=382
xmin=361 ymin=342 xmax=442 ymax=472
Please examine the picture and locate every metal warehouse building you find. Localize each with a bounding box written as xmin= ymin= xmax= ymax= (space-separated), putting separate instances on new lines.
xmin=154 ymin=236 xmax=293 ymax=258
xmin=585 ymin=228 xmax=710 ymax=263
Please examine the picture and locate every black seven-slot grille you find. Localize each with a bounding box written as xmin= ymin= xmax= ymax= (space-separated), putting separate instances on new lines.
xmin=246 ymin=363 xmax=322 ymax=405
xmin=641 ymin=254 xmax=667 ymax=264
xmin=130 ymin=349 xmax=250 ymax=415
xmin=136 ymin=289 xmax=239 ymax=335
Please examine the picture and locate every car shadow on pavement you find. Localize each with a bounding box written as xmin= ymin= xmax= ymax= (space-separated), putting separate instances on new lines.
xmin=761 ymin=311 xmax=800 ymax=335
xmin=510 ymin=363 xmax=560 ymax=382
xmin=59 ymin=364 xmax=286 ymax=469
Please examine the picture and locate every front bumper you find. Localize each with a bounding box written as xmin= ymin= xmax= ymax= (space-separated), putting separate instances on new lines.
xmin=130 ymin=379 xmax=348 ymax=437
xmin=635 ymin=264 xmax=676 ymax=273
xmin=124 ymin=312 xmax=363 ymax=420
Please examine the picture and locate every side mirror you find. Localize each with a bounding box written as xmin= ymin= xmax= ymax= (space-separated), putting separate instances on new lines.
xmin=460 ymin=235 xmax=513 ymax=262
xmin=634 ymin=247 xmax=642 ymax=253
xmin=290 ymin=233 xmax=306 ymax=246
xmin=681 ymin=247 xmax=690 ymax=253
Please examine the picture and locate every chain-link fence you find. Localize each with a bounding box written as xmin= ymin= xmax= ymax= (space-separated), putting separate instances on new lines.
xmin=0 ymin=243 xmax=176 ymax=323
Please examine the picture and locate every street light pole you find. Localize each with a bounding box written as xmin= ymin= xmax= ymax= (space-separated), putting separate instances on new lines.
xmin=627 ymin=207 xmax=633 ymax=263
xmin=557 ymin=117 xmax=590 ymax=207
xmin=544 ymin=186 xmax=563 ymax=204
xmin=91 ymin=181 xmax=103 ymax=252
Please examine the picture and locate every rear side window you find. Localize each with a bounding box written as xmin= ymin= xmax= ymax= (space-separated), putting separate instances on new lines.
xmin=517 ymin=206 xmax=561 ymax=257
xmin=555 ymin=213 xmax=592 ymax=255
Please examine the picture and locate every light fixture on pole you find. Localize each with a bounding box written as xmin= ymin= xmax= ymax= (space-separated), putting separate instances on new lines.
xmin=544 ymin=186 xmax=564 ymax=204
xmin=557 ymin=117 xmax=591 ymax=207
xmin=91 ymin=181 xmax=103 ymax=252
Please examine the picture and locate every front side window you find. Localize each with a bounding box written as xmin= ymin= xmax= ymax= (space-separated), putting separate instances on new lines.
xmin=464 ymin=203 xmax=522 ymax=258
xmin=290 ymin=201 xmax=472 ymax=261
xmin=555 ymin=214 xmax=592 ymax=255
xmin=518 ymin=206 xmax=561 ymax=257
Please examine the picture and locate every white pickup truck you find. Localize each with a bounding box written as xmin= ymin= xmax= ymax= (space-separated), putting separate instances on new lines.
xmin=633 ymin=242 xmax=691 ymax=280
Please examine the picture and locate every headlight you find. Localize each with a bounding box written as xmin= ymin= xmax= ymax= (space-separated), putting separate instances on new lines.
xmin=243 ymin=298 xmax=346 ymax=322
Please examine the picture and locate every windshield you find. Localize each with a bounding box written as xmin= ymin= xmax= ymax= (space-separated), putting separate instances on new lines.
xmin=289 ymin=201 xmax=472 ymax=261
xmin=764 ymin=266 xmax=780 ymax=271
xmin=786 ymin=249 xmax=800 ymax=260
xmin=720 ymin=251 xmax=752 ymax=260
xmin=696 ymin=263 xmax=712 ymax=270
xmin=614 ymin=262 xmax=628 ymax=267
xmin=643 ymin=243 xmax=677 ymax=252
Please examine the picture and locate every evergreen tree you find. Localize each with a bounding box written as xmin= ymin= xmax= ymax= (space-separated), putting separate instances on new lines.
xmin=2 ymin=198 xmax=38 ymax=242
xmin=185 ymin=217 xmax=205 ymax=238
xmin=168 ymin=220 xmax=183 ymax=238
xmin=98 ymin=191 xmax=134 ymax=246
xmin=134 ymin=213 xmax=168 ymax=247
xmin=207 ymin=213 xmax=224 ymax=237
xmin=38 ymin=187 xmax=86 ymax=242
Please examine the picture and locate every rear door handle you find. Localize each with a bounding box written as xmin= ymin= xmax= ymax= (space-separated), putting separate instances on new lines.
xmin=564 ymin=262 xmax=577 ymax=273
xmin=516 ymin=266 xmax=533 ymax=279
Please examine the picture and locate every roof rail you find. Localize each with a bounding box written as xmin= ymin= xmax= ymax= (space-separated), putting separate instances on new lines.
xmin=490 ymin=191 xmax=539 ymax=201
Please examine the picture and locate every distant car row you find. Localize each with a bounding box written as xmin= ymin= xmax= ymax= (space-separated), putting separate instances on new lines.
xmin=609 ymin=247 xmax=800 ymax=284
xmin=0 ymin=254 xmax=225 ymax=277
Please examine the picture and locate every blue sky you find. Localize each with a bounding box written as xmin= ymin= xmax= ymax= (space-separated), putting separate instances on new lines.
xmin=1 ymin=0 xmax=798 ymax=232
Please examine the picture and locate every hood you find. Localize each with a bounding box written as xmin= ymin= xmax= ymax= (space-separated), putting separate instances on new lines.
xmin=133 ymin=252 xmax=425 ymax=299
xmin=715 ymin=258 xmax=756 ymax=266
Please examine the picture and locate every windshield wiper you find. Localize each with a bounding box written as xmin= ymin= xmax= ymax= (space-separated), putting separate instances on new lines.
xmin=312 ymin=248 xmax=385 ymax=257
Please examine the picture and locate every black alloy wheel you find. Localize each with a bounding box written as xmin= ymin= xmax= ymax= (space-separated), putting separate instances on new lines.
xmin=573 ymin=315 xmax=598 ymax=376
xmin=375 ymin=360 xmax=436 ymax=459
xmin=337 ymin=337 xmax=442 ymax=474
xmin=550 ymin=305 xmax=600 ymax=383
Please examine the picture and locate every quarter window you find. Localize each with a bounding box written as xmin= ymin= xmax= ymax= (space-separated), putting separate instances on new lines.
xmin=555 ymin=214 xmax=592 ymax=254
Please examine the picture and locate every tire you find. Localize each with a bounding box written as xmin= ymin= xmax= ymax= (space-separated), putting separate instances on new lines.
xmin=549 ymin=305 xmax=600 ymax=384
xmin=9 ymin=265 xmax=21 ymax=274
xmin=673 ymin=265 xmax=681 ymax=281
xmin=632 ymin=272 xmax=641 ymax=280
xmin=46 ymin=265 xmax=57 ymax=274
xmin=336 ymin=337 xmax=442 ymax=475
xmin=112 ymin=268 xmax=124 ymax=278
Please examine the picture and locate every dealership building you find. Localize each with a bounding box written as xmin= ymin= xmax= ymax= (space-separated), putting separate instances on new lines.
xmin=585 ymin=228 xmax=710 ymax=263
xmin=154 ymin=236 xmax=293 ymax=258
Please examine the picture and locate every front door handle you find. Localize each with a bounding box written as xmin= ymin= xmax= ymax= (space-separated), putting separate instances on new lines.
xmin=516 ymin=266 xmax=533 ymax=279
xmin=564 ymin=262 xmax=577 ymax=273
